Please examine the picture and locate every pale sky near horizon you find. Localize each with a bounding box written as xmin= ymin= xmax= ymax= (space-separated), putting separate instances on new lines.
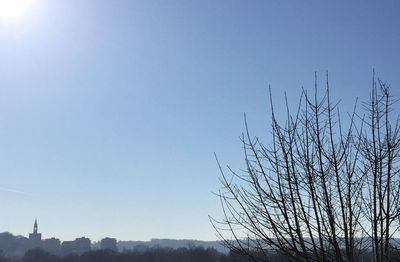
xmin=0 ymin=0 xmax=399 ymax=242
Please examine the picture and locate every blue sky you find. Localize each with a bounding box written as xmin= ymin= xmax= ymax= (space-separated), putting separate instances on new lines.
xmin=0 ymin=0 xmax=399 ymax=241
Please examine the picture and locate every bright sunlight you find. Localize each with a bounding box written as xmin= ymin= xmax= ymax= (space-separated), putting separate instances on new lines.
xmin=0 ymin=0 xmax=33 ymax=19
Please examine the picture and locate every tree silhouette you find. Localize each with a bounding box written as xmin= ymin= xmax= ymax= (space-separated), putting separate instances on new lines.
xmin=211 ymin=74 xmax=400 ymax=262
xmin=22 ymin=249 xmax=58 ymax=262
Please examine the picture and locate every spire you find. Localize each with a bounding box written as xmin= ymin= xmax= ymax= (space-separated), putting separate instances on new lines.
xmin=33 ymin=218 xmax=38 ymax=234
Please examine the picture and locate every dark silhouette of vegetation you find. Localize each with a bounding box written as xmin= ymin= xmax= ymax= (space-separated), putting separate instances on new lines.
xmin=211 ymin=74 xmax=400 ymax=262
xmin=0 ymin=247 xmax=250 ymax=262
xmin=22 ymin=249 xmax=58 ymax=262
xmin=0 ymin=246 xmax=391 ymax=262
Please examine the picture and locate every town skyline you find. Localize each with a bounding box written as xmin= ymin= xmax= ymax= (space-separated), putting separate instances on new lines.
xmin=1 ymin=219 xmax=117 ymax=257
xmin=0 ymin=219 xmax=227 ymax=258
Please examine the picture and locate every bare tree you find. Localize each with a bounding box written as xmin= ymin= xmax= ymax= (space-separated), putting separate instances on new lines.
xmin=211 ymin=73 xmax=400 ymax=262
xmin=359 ymin=78 xmax=400 ymax=262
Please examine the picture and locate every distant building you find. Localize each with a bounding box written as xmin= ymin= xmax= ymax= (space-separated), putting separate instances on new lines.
xmin=61 ymin=241 xmax=76 ymax=255
xmin=75 ymin=237 xmax=91 ymax=253
xmin=28 ymin=219 xmax=42 ymax=248
xmin=61 ymin=237 xmax=91 ymax=255
xmin=100 ymin=237 xmax=117 ymax=252
xmin=43 ymin=237 xmax=61 ymax=255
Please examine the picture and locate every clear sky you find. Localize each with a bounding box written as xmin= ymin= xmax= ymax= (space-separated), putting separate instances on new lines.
xmin=0 ymin=0 xmax=399 ymax=242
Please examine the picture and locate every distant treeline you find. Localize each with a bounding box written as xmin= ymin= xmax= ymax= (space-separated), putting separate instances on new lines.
xmin=0 ymin=245 xmax=383 ymax=262
xmin=0 ymin=247 xmax=254 ymax=262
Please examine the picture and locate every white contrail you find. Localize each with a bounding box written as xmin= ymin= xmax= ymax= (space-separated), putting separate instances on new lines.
xmin=0 ymin=186 xmax=33 ymax=196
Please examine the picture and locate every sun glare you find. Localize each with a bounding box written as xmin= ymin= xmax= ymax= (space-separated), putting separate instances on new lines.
xmin=0 ymin=0 xmax=33 ymax=19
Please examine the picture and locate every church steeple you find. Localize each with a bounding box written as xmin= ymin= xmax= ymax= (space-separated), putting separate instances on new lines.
xmin=33 ymin=219 xmax=38 ymax=234
xmin=29 ymin=218 xmax=41 ymax=246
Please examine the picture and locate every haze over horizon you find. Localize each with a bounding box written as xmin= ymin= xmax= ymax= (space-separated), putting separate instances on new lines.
xmin=0 ymin=0 xmax=399 ymax=242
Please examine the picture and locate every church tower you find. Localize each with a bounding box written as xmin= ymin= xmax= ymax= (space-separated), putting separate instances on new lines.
xmin=29 ymin=218 xmax=42 ymax=247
